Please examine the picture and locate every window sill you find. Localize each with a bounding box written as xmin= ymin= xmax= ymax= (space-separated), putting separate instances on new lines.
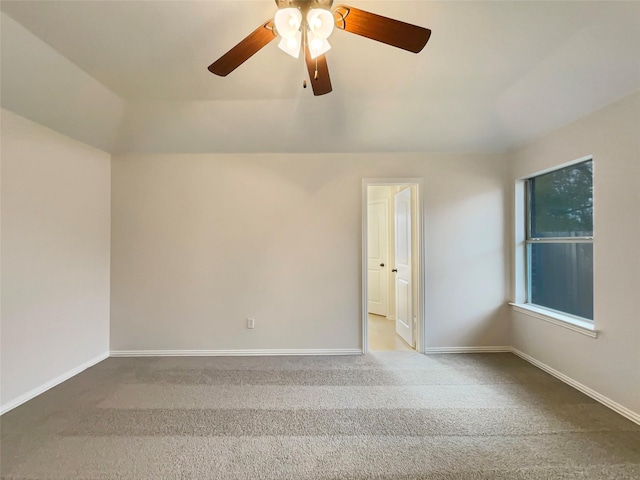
xmin=509 ymin=303 xmax=598 ymax=338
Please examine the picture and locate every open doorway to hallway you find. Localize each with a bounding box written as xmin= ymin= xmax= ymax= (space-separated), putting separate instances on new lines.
xmin=364 ymin=183 xmax=422 ymax=352
xmin=368 ymin=313 xmax=413 ymax=351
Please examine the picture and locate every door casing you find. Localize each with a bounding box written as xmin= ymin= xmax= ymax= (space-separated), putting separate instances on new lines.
xmin=362 ymin=179 xmax=425 ymax=354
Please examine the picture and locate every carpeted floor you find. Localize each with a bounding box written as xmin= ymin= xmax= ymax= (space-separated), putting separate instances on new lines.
xmin=1 ymin=352 xmax=639 ymax=479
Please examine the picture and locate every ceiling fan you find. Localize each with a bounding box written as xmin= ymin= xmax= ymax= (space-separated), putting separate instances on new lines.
xmin=208 ymin=0 xmax=431 ymax=96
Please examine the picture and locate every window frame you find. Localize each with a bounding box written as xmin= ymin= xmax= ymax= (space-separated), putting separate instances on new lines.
xmin=511 ymin=155 xmax=597 ymax=337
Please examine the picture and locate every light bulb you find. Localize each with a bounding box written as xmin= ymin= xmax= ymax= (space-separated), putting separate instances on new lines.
xmin=278 ymin=30 xmax=302 ymax=58
xmin=274 ymin=8 xmax=302 ymax=39
xmin=307 ymin=31 xmax=331 ymax=59
xmin=307 ymin=8 xmax=334 ymax=39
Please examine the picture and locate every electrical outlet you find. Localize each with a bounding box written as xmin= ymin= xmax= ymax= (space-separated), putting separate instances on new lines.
xmin=247 ymin=318 xmax=255 ymax=329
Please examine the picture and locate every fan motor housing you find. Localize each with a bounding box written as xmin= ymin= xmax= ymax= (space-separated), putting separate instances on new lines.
xmin=275 ymin=0 xmax=333 ymax=10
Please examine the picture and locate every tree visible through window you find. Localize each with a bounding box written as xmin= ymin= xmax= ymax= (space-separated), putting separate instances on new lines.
xmin=526 ymin=160 xmax=594 ymax=320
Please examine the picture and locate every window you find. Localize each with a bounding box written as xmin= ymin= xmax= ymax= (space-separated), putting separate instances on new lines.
xmin=525 ymin=159 xmax=593 ymax=320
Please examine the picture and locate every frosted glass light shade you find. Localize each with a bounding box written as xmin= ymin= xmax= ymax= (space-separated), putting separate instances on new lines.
xmin=308 ymin=31 xmax=331 ymax=59
xmin=278 ymin=30 xmax=302 ymax=58
xmin=307 ymin=9 xmax=334 ymax=39
xmin=274 ymin=8 xmax=302 ymax=38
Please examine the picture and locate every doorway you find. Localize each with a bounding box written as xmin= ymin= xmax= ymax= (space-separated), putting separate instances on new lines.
xmin=363 ymin=180 xmax=424 ymax=353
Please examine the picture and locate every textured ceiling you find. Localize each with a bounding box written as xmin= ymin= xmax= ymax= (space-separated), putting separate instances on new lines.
xmin=1 ymin=0 xmax=639 ymax=153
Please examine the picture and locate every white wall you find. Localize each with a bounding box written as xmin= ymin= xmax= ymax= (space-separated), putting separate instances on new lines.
xmin=111 ymin=153 xmax=509 ymax=352
xmin=1 ymin=109 xmax=111 ymax=411
xmin=509 ymin=91 xmax=640 ymax=416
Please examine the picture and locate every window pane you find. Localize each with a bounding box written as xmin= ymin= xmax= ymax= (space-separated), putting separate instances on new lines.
xmin=529 ymin=160 xmax=593 ymax=238
xmin=528 ymin=242 xmax=593 ymax=320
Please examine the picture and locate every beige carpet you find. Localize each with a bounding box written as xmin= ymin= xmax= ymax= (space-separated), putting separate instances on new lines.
xmin=2 ymin=352 xmax=639 ymax=479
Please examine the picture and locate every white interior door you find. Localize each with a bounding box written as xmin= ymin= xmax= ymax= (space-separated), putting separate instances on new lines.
xmin=394 ymin=188 xmax=413 ymax=347
xmin=367 ymin=200 xmax=389 ymax=316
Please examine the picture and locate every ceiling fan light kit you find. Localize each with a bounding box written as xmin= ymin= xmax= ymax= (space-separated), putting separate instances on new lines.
xmin=278 ymin=31 xmax=302 ymax=58
xmin=274 ymin=7 xmax=302 ymax=57
xmin=208 ymin=0 xmax=432 ymax=96
xmin=274 ymin=7 xmax=302 ymax=38
xmin=308 ymin=8 xmax=335 ymax=39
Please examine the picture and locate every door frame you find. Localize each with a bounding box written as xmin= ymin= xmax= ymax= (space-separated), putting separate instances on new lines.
xmin=361 ymin=178 xmax=426 ymax=354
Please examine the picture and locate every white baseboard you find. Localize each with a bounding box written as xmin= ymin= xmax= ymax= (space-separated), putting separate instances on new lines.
xmin=110 ymin=348 xmax=363 ymax=357
xmin=510 ymin=347 xmax=640 ymax=426
xmin=424 ymin=346 xmax=512 ymax=354
xmin=0 ymin=352 xmax=109 ymax=415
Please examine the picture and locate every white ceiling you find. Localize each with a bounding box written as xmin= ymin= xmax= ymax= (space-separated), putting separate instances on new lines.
xmin=1 ymin=0 xmax=639 ymax=153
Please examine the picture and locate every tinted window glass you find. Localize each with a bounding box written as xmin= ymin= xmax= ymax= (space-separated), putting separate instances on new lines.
xmin=529 ymin=160 xmax=593 ymax=238
xmin=529 ymin=242 xmax=594 ymax=320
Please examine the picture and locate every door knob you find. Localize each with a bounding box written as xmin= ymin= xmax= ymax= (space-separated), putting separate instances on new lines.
xmin=380 ymin=263 xmax=385 ymax=267
xmin=392 ymin=268 xmax=398 ymax=273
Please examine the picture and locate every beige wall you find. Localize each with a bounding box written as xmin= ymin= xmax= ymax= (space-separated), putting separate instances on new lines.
xmin=1 ymin=109 xmax=111 ymax=411
xmin=508 ymin=91 xmax=640 ymax=416
xmin=111 ymin=152 xmax=509 ymax=352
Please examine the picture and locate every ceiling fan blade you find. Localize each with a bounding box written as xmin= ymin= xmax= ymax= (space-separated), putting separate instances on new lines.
xmin=333 ymin=4 xmax=431 ymax=53
xmin=305 ymin=44 xmax=332 ymax=96
xmin=208 ymin=20 xmax=277 ymax=76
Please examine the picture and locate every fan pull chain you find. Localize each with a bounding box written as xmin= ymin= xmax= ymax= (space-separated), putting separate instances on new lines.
xmin=303 ymin=55 xmax=307 ymax=88
xmin=302 ymin=30 xmax=307 ymax=89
